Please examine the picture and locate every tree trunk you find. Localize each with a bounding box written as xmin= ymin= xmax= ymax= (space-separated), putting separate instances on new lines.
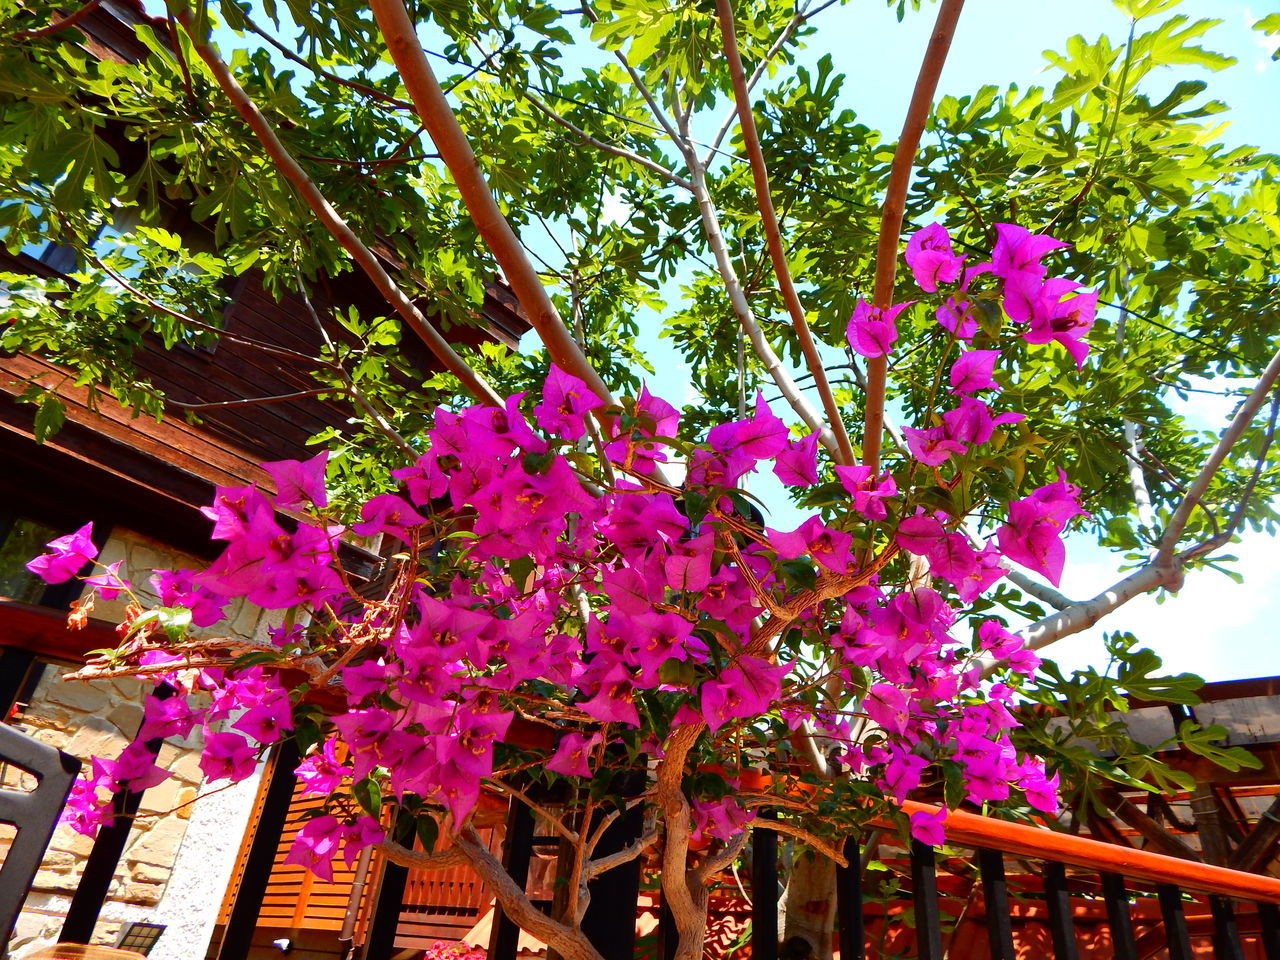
xmin=780 ymin=847 xmax=837 ymax=960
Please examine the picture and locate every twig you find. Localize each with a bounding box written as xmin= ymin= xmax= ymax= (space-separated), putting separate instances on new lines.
xmin=369 ymin=0 xmax=620 ymax=414
xmin=165 ymin=387 xmax=334 ymax=410
xmin=862 ymin=0 xmax=966 ymax=472
xmin=11 ymin=0 xmax=102 ymax=40
xmin=715 ymin=0 xmax=855 ymax=467
xmin=523 ymin=89 xmax=693 ymax=190
xmin=237 ymin=13 xmax=416 ymax=110
xmin=175 ymin=8 xmax=504 ymax=409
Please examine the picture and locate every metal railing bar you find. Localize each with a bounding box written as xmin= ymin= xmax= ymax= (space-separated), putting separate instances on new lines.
xmin=1045 ymin=861 xmax=1081 ymax=960
xmin=1156 ymin=884 xmax=1194 ymax=960
xmin=910 ymin=839 xmax=944 ymax=960
xmin=1258 ymin=900 xmax=1280 ymax=960
xmin=1209 ymin=895 xmax=1245 ymax=960
xmin=977 ymin=847 xmax=1016 ymax=960
xmin=835 ymin=835 xmax=865 ymax=960
xmin=1102 ymin=872 xmax=1139 ymax=960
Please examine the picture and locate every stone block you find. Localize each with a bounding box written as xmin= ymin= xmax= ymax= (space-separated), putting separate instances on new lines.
xmin=44 ymin=680 xmax=110 ymax=713
xmin=118 ymin=879 xmax=164 ymax=904
xmin=124 ymin=815 xmax=189 ymax=866
xmin=33 ymin=869 xmax=80 ymax=892
xmin=107 ymin=703 xmax=143 ymax=737
xmin=66 ymin=724 xmax=127 ymax=761
xmin=167 ymin=749 xmax=204 ymax=784
xmin=130 ymin=861 xmax=170 ymax=884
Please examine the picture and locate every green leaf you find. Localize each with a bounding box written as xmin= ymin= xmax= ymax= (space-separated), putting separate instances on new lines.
xmin=33 ymin=392 xmax=65 ymax=443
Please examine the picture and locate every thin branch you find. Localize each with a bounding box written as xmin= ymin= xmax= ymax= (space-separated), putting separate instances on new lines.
xmin=11 ymin=0 xmax=102 ymax=40
xmin=691 ymin=828 xmax=751 ymax=883
xmin=454 ymin=826 xmax=605 ymax=960
xmin=175 ymin=9 xmax=504 ymax=409
xmin=237 ymin=13 xmax=416 ymax=110
xmin=294 ymin=283 xmax=417 ymax=458
xmin=491 ymin=780 xmax=579 ymax=844
xmin=369 ymin=0 xmax=619 ymax=412
xmin=703 ymin=0 xmax=837 ymax=166
xmin=763 ymin=818 xmax=846 ymax=867
xmin=683 ymin=152 xmax=837 ymax=452
xmin=583 ymin=825 xmax=659 ymax=879
xmin=715 ymin=0 xmax=855 ymax=467
xmin=1155 ymin=344 xmax=1280 ymax=572
xmin=862 ymin=0 xmax=966 ymax=472
xmin=165 ymin=387 xmax=334 ymax=410
xmin=523 ymin=89 xmax=693 ymax=190
xmin=1022 ymin=348 xmax=1280 ymax=654
xmin=85 ymin=249 xmax=330 ymax=369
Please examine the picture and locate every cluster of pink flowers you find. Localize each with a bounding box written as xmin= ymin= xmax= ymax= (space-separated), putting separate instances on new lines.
xmin=30 ymin=221 xmax=1090 ymax=866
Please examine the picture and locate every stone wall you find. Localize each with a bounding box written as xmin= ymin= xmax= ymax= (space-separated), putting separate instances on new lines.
xmin=4 ymin=527 xmax=280 ymax=959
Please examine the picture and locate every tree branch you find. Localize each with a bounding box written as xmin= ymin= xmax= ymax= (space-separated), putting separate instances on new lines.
xmin=237 ymin=12 xmax=416 ymax=110
xmin=11 ymin=0 xmax=102 ymax=41
xmin=370 ymin=0 xmax=635 ymax=431
xmin=1155 ymin=343 xmax=1280 ymax=572
xmin=523 ymin=89 xmax=693 ymax=191
xmin=375 ymin=838 xmax=469 ymax=871
xmin=862 ymin=0 xmax=966 ymax=472
xmin=454 ymin=826 xmax=605 ymax=960
xmin=684 ymin=153 xmax=838 ymax=453
xmin=175 ymin=9 xmax=502 ymax=409
xmin=715 ymin=0 xmax=855 ymax=467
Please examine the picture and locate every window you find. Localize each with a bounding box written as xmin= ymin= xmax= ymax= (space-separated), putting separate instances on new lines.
xmin=0 ymin=512 xmax=91 ymax=609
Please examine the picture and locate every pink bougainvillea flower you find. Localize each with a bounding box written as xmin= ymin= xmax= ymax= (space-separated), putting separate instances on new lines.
xmin=295 ymin=740 xmax=350 ymax=796
xmin=936 ymin=295 xmax=979 ymax=340
xmin=846 ymin=300 xmax=912 ymax=358
xmin=708 ymin=392 xmax=789 ymax=462
xmin=700 ymin=656 xmax=789 ymax=732
xmin=138 ymin=694 xmax=197 ymax=742
xmin=284 ymin=814 xmax=343 ymax=881
xmin=198 ymin=731 xmax=258 ymax=782
xmin=352 ymin=494 xmax=428 ymax=544
xmin=773 ymin=432 xmax=820 ymax=487
xmin=902 ymin=425 xmax=967 ymax=466
xmin=83 ymin=560 xmax=129 ymax=600
xmin=535 ymin=364 xmax=606 ymax=440
xmin=910 ymin=808 xmax=947 ymax=847
xmin=25 ymin=522 xmax=97 ymax=583
xmin=990 ymin=222 xmax=1069 ymax=282
xmin=835 ymin=465 xmax=897 ymax=520
xmin=768 ymin=515 xmax=856 ymax=574
xmin=995 ymin=470 xmax=1087 ymax=586
xmin=691 ymin=796 xmax=756 ymax=843
xmin=904 ymin=223 xmax=965 ymax=292
xmin=546 ymin=731 xmax=603 ymax=778
xmin=941 ymin=398 xmax=1024 ymax=447
xmin=262 ymin=451 xmax=328 ymax=511
xmin=151 ymin=568 xmax=229 ymax=627
xmin=949 ymin=350 xmax=1001 ymax=395
xmin=341 ymin=815 xmax=385 ymax=868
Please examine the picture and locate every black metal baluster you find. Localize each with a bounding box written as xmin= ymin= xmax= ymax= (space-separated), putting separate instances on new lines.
xmin=1044 ymin=861 xmax=1079 ymax=960
xmin=1257 ymin=901 xmax=1280 ymax=960
xmin=491 ymin=797 xmax=536 ymax=960
xmin=1209 ymin=895 xmax=1245 ymax=960
xmin=1100 ymin=872 xmax=1137 ymax=960
xmin=910 ymin=839 xmax=943 ymax=960
xmin=835 ymin=836 xmax=864 ymax=960
xmin=657 ymin=897 xmax=679 ymax=960
xmin=752 ymin=814 xmax=778 ymax=960
xmin=1156 ymin=885 xmax=1193 ymax=960
xmin=977 ymin=847 xmax=1015 ymax=960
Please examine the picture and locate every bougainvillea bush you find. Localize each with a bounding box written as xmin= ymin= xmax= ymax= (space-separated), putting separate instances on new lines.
xmin=31 ymin=223 xmax=1092 ymax=956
